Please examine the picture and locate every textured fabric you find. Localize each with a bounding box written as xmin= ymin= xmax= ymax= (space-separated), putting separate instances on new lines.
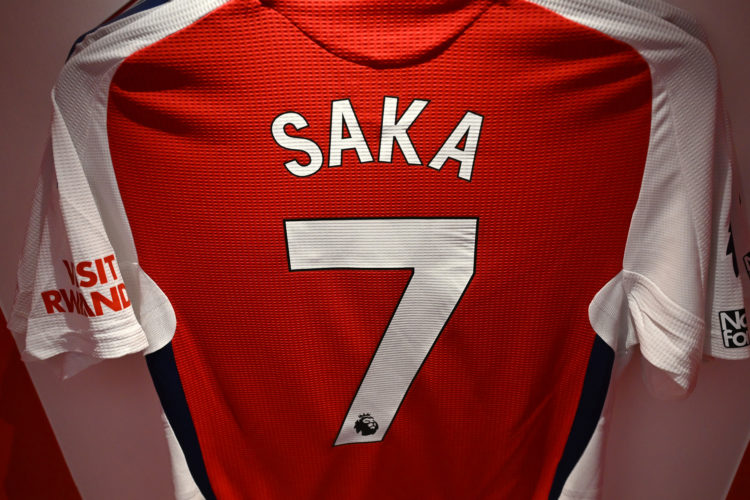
xmin=8 ymin=0 xmax=750 ymax=498
xmin=107 ymin=2 xmax=646 ymax=497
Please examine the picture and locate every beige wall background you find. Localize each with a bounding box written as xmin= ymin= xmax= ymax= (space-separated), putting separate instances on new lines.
xmin=0 ymin=1 xmax=748 ymax=498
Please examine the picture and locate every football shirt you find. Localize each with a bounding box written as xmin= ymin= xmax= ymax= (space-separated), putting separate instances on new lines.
xmin=9 ymin=0 xmax=750 ymax=498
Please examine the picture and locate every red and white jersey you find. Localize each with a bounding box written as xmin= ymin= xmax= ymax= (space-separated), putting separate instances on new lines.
xmin=9 ymin=0 xmax=750 ymax=498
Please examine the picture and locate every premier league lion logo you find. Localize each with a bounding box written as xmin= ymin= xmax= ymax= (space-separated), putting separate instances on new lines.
xmin=354 ymin=413 xmax=379 ymax=436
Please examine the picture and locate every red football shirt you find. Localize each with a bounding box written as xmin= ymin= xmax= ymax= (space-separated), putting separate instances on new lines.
xmin=9 ymin=0 xmax=749 ymax=499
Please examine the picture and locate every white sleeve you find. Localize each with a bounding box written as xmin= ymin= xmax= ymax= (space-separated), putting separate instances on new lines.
xmin=531 ymin=0 xmax=749 ymax=401
xmin=704 ymin=109 xmax=750 ymax=360
xmin=7 ymin=8 xmax=186 ymax=378
xmin=617 ymin=47 xmax=750 ymax=399
xmin=8 ymin=101 xmax=149 ymax=378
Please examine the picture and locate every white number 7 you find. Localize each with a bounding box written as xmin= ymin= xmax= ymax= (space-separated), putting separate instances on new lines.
xmin=284 ymin=218 xmax=477 ymax=445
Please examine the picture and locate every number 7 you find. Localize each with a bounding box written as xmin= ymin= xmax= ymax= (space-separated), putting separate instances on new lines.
xmin=284 ymin=218 xmax=477 ymax=445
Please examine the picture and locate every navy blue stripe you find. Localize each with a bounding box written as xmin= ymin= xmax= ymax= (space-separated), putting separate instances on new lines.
xmin=548 ymin=335 xmax=615 ymax=500
xmin=145 ymin=343 xmax=217 ymax=500
xmin=66 ymin=0 xmax=171 ymax=60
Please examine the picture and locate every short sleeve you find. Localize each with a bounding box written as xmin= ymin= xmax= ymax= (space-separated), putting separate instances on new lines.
xmin=8 ymin=103 xmax=149 ymax=378
xmin=617 ymin=46 xmax=750 ymax=398
xmin=584 ymin=23 xmax=750 ymax=398
xmin=704 ymin=110 xmax=750 ymax=360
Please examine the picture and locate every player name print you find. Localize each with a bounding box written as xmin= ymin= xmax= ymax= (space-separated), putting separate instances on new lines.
xmin=39 ymin=254 xmax=131 ymax=317
xmin=271 ymin=97 xmax=484 ymax=181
